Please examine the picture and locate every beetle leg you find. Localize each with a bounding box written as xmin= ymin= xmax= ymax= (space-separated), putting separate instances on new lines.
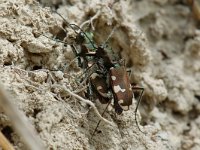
xmin=132 ymin=86 xmax=144 ymax=133
xmin=86 ymin=80 xmax=94 ymax=101
xmin=91 ymin=100 xmax=111 ymax=138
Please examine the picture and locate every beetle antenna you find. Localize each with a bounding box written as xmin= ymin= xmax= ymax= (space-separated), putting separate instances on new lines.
xmin=91 ymin=100 xmax=111 ymax=138
xmin=41 ymin=34 xmax=69 ymax=45
xmin=53 ymin=11 xmax=97 ymax=50
xmin=102 ymin=25 xmax=118 ymax=48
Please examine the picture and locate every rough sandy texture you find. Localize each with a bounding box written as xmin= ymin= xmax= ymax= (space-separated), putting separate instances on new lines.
xmin=0 ymin=0 xmax=200 ymax=149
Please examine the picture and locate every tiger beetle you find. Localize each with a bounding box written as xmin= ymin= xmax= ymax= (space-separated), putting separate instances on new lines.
xmin=70 ymin=36 xmax=145 ymax=133
xmin=80 ymin=46 xmax=145 ymax=135
xmin=49 ymin=11 xmax=145 ymax=135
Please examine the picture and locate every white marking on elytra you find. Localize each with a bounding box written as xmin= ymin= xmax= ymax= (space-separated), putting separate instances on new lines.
xmin=118 ymin=99 xmax=129 ymax=110
xmin=91 ymin=73 xmax=98 ymax=79
xmin=118 ymin=99 xmax=124 ymax=104
xmin=99 ymin=92 xmax=109 ymax=97
xmin=97 ymin=86 xmax=102 ymax=90
xmin=97 ymin=86 xmax=109 ymax=97
xmin=108 ymin=104 xmax=113 ymax=111
xmin=88 ymin=63 xmax=93 ymax=67
xmin=120 ymin=105 xmax=129 ymax=111
xmin=114 ymin=85 xmax=126 ymax=93
xmin=129 ymin=84 xmax=132 ymax=91
xmin=111 ymin=76 xmax=116 ymax=80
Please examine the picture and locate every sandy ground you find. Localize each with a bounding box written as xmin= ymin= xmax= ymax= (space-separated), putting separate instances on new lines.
xmin=0 ymin=0 xmax=200 ymax=149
